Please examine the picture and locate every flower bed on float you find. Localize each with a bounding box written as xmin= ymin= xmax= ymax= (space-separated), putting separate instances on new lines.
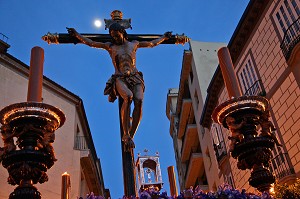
xmin=83 ymin=184 xmax=273 ymax=199
xmin=82 ymin=179 xmax=300 ymax=199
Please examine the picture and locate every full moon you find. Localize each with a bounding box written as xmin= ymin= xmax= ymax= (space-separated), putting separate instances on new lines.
xmin=94 ymin=19 xmax=102 ymax=28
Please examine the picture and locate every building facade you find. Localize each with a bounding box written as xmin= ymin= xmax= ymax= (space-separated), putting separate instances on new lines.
xmin=167 ymin=0 xmax=300 ymax=193
xmin=166 ymin=41 xmax=226 ymax=191
xmin=0 ymin=39 xmax=108 ymax=198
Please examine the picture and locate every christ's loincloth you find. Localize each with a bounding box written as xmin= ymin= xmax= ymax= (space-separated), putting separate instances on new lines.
xmin=104 ymin=71 xmax=145 ymax=102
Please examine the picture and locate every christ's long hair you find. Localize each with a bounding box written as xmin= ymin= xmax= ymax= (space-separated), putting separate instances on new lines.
xmin=109 ymin=23 xmax=128 ymax=42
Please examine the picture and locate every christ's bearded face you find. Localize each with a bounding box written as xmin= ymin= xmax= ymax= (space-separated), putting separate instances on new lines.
xmin=110 ymin=30 xmax=124 ymax=45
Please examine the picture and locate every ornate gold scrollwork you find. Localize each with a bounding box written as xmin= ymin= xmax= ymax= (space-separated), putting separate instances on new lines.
xmin=42 ymin=32 xmax=59 ymax=44
xmin=175 ymin=34 xmax=190 ymax=45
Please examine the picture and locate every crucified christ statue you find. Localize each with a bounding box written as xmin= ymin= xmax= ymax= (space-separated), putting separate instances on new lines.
xmin=42 ymin=10 xmax=188 ymax=196
xmin=67 ymin=24 xmax=172 ymax=149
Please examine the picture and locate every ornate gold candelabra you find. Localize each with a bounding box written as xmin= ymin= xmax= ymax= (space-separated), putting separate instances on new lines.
xmin=212 ymin=96 xmax=276 ymax=192
xmin=0 ymin=102 xmax=65 ymax=198
xmin=0 ymin=47 xmax=65 ymax=198
xmin=212 ymin=47 xmax=279 ymax=192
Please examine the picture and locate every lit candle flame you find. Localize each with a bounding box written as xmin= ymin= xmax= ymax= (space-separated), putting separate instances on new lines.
xmin=269 ymin=183 xmax=275 ymax=194
xmin=62 ymin=172 xmax=69 ymax=175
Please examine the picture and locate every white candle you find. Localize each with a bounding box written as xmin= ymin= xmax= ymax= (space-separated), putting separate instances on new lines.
xmin=27 ymin=46 xmax=44 ymax=102
xmin=61 ymin=172 xmax=71 ymax=199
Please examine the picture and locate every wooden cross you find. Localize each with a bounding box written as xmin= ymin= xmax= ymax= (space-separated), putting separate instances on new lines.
xmin=42 ymin=10 xmax=188 ymax=197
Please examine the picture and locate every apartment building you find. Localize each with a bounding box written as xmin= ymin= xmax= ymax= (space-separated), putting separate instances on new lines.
xmin=167 ymin=0 xmax=300 ymax=193
xmin=166 ymin=41 xmax=226 ymax=191
xmin=0 ymin=38 xmax=108 ymax=198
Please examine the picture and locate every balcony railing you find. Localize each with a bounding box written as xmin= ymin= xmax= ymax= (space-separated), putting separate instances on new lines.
xmin=280 ymin=16 xmax=300 ymax=60
xmin=213 ymin=141 xmax=227 ymax=162
xmin=244 ymin=80 xmax=266 ymax=96
xmin=269 ymin=152 xmax=295 ymax=180
xmin=74 ymin=136 xmax=89 ymax=150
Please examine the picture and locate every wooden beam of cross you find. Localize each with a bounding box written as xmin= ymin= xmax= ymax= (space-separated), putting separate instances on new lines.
xmin=42 ymin=32 xmax=189 ymax=45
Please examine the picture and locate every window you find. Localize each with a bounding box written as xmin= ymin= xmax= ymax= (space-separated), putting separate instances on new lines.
xmin=74 ymin=124 xmax=88 ymax=150
xmin=262 ymin=117 xmax=295 ymax=180
xmin=273 ymin=0 xmax=300 ymax=37
xmin=237 ymin=52 xmax=265 ymax=96
xmin=268 ymin=126 xmax=285 ymax=166
xmin=270 ymin=145 xmax=284 ymax=171
xmin=273 ymin=0 xmax=300 ymax=64
xmin=211 ymin=123 xmax=223 ymax=146
xmin=292 ymin=0 xmax=300 ymax=15
xmin=238 ymin=59 xmax=258 ymax=93
xmin=211 ymin=123 xmax=227 ymax=162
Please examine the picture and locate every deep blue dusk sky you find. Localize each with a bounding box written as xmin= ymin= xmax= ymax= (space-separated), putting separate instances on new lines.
xmin=1 ymin=1 xmax=249 ymax=198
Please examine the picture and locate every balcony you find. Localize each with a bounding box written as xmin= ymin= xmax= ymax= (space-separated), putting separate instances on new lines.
xmin=74 ymin=135 xmax=89 ymax=150
xmin=177 ymin=99 xmax=192 ymax=138
xmin=181 ymin=124 xmax=199 ymax=162
xmin=244 ymin=80 xmax=266 ymax=96
xmin=184 ymin=151 xmax=204 ymax=189
xmin=270 ymin=152 xmax=296 ymax=184
xmin=280 ymin=16 xmax=300 ymax=61
xmin=74 ymin=136 xmax=102 ymax=195
xmin=80 ymin=151 xmax=102 ymax=195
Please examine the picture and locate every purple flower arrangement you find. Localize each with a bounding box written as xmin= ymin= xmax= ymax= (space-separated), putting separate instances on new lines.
xmin=175 ymin=184 xmax=273 ymax=199
xmin=82 ymin=192 xmax=105 ymax=199
xmin=82 ymin=184 xmax=273 ymax=199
